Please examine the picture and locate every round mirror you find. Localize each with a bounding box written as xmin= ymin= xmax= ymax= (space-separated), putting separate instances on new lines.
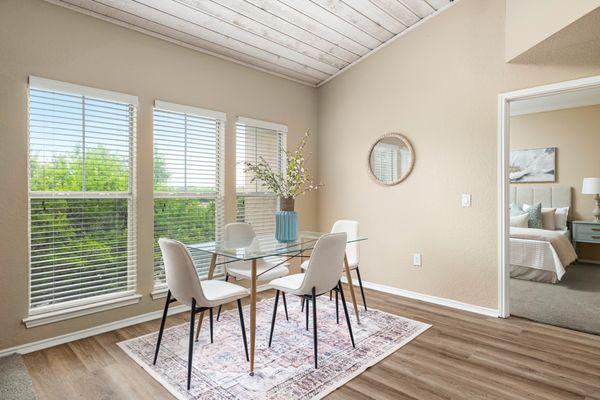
xmin=368 ymin=133 xmax=414 ymax=185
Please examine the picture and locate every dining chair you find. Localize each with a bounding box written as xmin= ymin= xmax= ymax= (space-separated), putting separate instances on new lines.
xmin=268 ymin=232 xmax=355 ymax=369
xmin=154 ymin=238 xmax=249 ymax=390
xmin=301 ymin=220 xmax=367 ymax=312
xmin=215 ymin=222 xmax=290 ymax=322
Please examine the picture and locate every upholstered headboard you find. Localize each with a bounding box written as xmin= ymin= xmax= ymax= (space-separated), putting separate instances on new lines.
xmin=509 ymin=186 xmax=572 ymax=220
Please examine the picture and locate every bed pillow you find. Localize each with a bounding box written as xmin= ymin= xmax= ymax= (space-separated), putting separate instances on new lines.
xmin=510 ymin=203 xmax=524 ymax=216
xmin=554 ymin=207 xmax=569 ymax=230
xmin=524 ymin=202 xmax=543 ymax=229
xmin=523 ymin=203 xmax=569 ymax=230
xmin=510 ymin=213 xmax=529 ymax=228
xmin=540 ymin=208 xmax=556 ymax=230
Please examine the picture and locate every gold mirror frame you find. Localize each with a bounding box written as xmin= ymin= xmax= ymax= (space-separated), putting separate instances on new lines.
xmin=367 ymin=133 xmax=415 ymax=186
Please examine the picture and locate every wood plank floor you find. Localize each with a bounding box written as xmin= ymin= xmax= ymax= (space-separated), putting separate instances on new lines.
xmin=23 ymin=286 xmax=600 ymax=400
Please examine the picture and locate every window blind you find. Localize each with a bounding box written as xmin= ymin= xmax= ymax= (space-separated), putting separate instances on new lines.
xmin=28 ymin=80 xmax=137 ymax=313
xmin=153 ymin=102 xmax=225 ymax=286
xmin=236 ymin=120 xmax=286 ymax=236
xmin=371 ymin=143 xmax=399 ymax=182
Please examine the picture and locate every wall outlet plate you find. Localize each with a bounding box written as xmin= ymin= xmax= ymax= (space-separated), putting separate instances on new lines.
xmin=462 ymin=193 xmax=471 ymax=207
xmin=413 ymin=253 xmax=422 ymax=267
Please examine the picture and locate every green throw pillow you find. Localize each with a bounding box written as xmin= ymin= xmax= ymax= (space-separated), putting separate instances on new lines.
xmin=527 ymin=202 xmax=543 ymax=229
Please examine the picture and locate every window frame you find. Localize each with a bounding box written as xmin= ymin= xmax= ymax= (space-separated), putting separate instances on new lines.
xmin=151 ymin=100 xmax=226 ymax=294
xmin=235 ymin=117 xmax=287 ymax=237
xmin=24 ymin=77 xmax=139 ymax=327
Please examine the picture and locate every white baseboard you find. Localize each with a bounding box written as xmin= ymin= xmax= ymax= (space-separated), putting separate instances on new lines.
xmin=0 ymin=280 xmax=498 ymax=357
xmin=0 ymin=303 xmax=189 ymax=358
xmin=341 ymin=277 xmax=499 ymax=318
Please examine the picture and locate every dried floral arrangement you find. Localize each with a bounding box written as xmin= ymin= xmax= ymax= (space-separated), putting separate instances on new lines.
xmin=243 ymin=130 xmax=321 ymax=203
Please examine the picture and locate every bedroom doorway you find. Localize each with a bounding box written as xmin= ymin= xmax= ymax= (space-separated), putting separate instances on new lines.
xmin=498 ymin=75 xmax=600 ymax=334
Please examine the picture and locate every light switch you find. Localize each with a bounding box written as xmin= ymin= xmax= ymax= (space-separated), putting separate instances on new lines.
xmin=413 ymin=253 xmax=422 ymax=267
xmin=462 ymin=194 xmax=471 ymax=207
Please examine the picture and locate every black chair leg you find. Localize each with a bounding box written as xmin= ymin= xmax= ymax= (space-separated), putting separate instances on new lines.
xmin=216 ymin=273 xmax=229 ymax=321
xmin=355 ymin=267 xmax=368 ymax=311
xmin=329 ymin=290 xmax=332 ymax=301
xmin=338 ymin=281 xmax=356 ymax=348
xmin=269 ymin=290 xmax=280 ymax=347
xmin=237 ymin=299 xmax=249 ymax=361
xmin=153 ymin=290 xmax=171 ymax=365
xmin=187 ymin=299 xmax=196 ymax=390
xmin=209 ymin=307 xmax=214 ymax=344
xmin=335 ymin=289 xmax=339 ymax=324
xmin=305 ymin=297 xmax=309 ymax=331
xmin=281 ymin=292 xmax=289 ymax=321
xmin=301 ymin=297 xmax=305 ymax=312
xmin=312 ymin=287 xmax=318 ymax=369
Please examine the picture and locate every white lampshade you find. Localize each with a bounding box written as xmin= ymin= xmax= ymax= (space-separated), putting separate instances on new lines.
xmin=582 ymin=177 xmax=600 ymax=194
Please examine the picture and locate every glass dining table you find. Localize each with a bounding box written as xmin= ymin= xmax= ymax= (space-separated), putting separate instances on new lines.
xmin=187 ymin=231 xmax=368 ymax=375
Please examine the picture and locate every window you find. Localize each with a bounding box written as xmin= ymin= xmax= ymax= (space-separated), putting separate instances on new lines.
xmin=371 ymin=142 xmax=411 ymax=182
xmin=153 ymin=101 xmax=225 ymax=288
xmin=27 ymin=77 xmax=138 ymax=320
xmin=371 ymin=142 xmax=399 ymax=182
xmin=236 ymin=117 xmax=287 ymax=236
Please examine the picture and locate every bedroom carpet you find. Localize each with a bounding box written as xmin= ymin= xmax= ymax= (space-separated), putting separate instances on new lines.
xmin=510 ymin=262 xmax=600 ymax=335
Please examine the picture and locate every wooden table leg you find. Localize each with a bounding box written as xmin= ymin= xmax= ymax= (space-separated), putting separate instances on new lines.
xmin=249 ymin=259 xmax=257 ymax=375
xmin=344 ymin=254 xmax=361 ymax=324
xmin=195 ymin=253 xmax=217 ymax=341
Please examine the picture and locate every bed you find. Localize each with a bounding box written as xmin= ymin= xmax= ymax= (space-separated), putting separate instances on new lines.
xmin=509 ymin=186 xmax=578 ymax=283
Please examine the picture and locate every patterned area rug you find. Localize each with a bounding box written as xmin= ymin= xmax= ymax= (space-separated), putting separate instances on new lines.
xmin=119 ymin=297 xmax=430 ymax=400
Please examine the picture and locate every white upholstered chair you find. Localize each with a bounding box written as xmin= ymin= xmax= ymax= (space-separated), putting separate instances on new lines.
xmin=268 ymin=232 xmax=355 ymax=368
xmin=301 ymin=220 xmax=367 ymax=311
xmin=154 ymin=238 xmax=249 ymax=390
xmin=216 ymin=222 xmax=291 ymax=321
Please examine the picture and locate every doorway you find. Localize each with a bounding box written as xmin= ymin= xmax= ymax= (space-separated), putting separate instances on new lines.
xmin=498 ymin=75 xmax=600 ymax=334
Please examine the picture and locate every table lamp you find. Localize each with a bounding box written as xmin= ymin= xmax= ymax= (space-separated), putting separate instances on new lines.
xmin=582 ymin=177 xmax=600 ymax=222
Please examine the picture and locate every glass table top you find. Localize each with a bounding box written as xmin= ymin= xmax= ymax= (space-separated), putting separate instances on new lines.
xmin=187 ymin=231 xmax=367 ymax=261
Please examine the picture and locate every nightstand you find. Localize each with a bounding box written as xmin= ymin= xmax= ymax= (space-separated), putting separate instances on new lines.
xmin=572 ymin=221 xmax=600 ymax=253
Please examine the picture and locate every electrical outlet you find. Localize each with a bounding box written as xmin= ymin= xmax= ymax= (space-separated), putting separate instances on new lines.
xmin=461 ymin=193 xmax=471 ymax=207
xmin=413 ymin=253 xmax=422 ymax=267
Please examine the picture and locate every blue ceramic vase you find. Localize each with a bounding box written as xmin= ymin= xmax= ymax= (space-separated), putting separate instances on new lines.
xmin=275 ymin=211 xmax=298 ymax=242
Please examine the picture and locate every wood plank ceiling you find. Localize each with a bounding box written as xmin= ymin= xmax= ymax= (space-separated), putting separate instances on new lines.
xmin=46 ymin=0 xmax=454 ymax=86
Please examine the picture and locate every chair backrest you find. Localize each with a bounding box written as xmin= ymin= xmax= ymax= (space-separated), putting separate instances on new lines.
xmin=331 ymin=220 xmax=359 ymax=266
xmin=158 ymin=238 xmax=206 ymax=307
xmin=224 ymin=222 xmax=255 ymax=248
xmin=300 ymin=232 xmax=347 ymax=295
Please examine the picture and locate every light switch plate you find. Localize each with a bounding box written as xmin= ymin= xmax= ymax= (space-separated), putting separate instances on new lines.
xmin=462 ymin=193 xmax=471 ymax=207
xmin=413 ymin=253 xmax=422 ymax=267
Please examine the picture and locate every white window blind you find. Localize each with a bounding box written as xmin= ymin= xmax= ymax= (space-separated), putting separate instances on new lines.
xmin=372 ymin=142 xmax=412 ymax=182
xmin=28 ymin=78 xmax=137 ymax=314
xmin=236 ymin=119 xmax=286 ymax=236
xmin=371 ymin=143 xmax=400 ymax=182
xmin=153 ymin=101 xmax=225 ymax=286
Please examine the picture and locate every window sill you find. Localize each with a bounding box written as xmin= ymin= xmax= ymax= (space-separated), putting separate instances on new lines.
xmin=23 ymin=293 xmax=142 ymax=328
xmin=150 ymin=286 xmax=168 ymax=300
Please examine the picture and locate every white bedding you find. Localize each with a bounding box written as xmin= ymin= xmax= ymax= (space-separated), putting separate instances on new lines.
xmin=509 ymin=227 xmax=577 ymax=283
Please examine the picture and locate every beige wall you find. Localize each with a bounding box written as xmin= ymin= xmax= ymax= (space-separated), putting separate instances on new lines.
xmin=316 ymin=0 xmax=600 ymax=309
xmin=505 ymin=0 xmax=600 ymax=61
xmin=511 ymin=105 xmax=600 ymax=261
xmin=0 ymin=0 xmax=318 ymax=350
xmin=3 ymin=0 xmax=600 ymax=352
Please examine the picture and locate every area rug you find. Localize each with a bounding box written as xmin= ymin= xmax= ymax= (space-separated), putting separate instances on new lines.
xmin=118 ymin=297 xmax=430 ymax=400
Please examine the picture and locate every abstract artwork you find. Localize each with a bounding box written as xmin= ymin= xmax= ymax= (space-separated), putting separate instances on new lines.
xmin=510 ymin=147 xmax=556 ymax=183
